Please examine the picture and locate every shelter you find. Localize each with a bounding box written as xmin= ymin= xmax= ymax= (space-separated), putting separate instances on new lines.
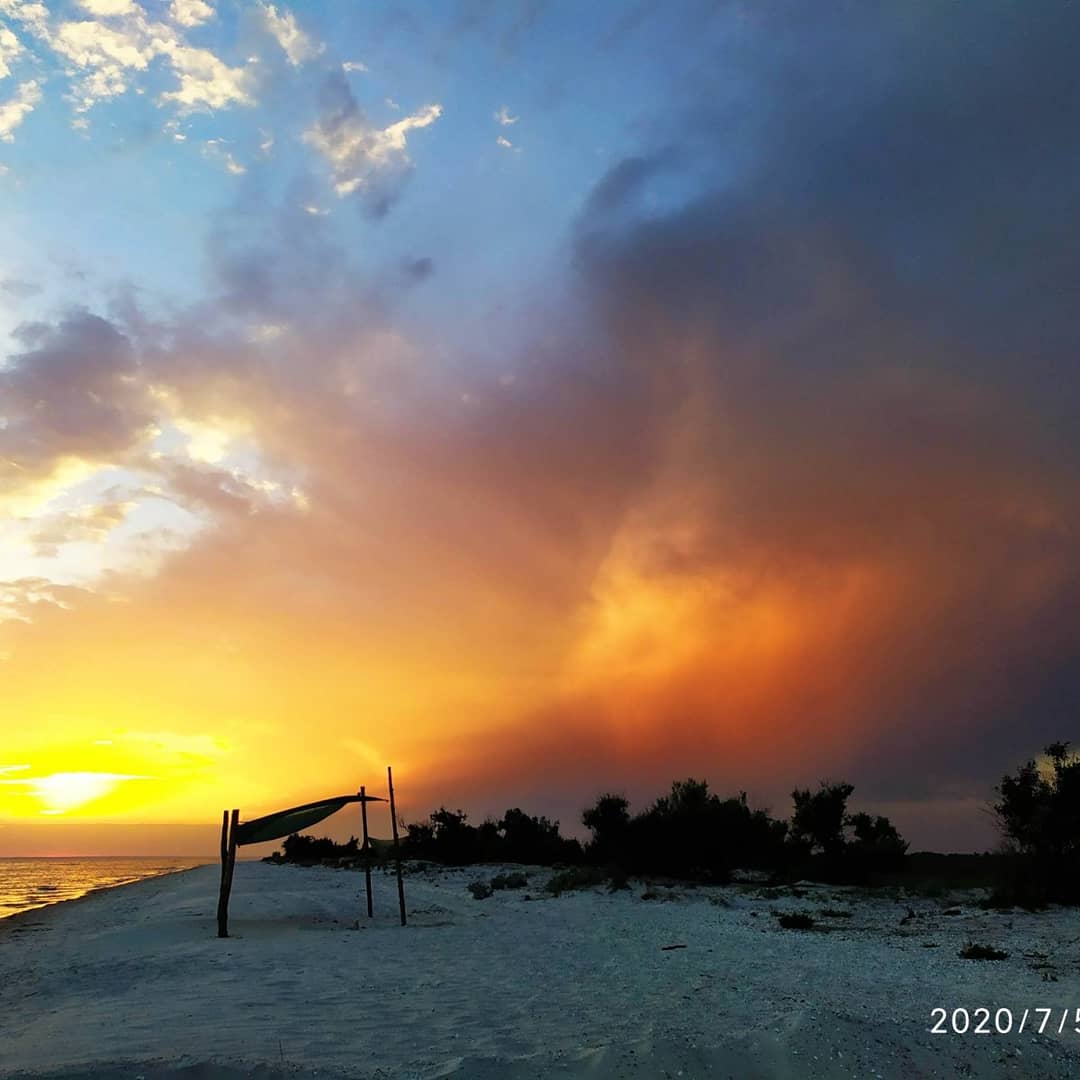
xmin=216 ymin=766 xmax=407 ymax=936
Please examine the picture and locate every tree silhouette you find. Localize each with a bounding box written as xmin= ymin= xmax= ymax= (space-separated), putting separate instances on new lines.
xmin=994 ymin=741 xmax=1080 ymax=903
xmin=790 ymin=782 xmax=855 ymax=858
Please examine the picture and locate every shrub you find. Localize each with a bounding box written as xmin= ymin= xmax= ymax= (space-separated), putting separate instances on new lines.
xmin=402 ymin=806 xmax=583 ymax=867
xmin=959 ymin=943 xmax=1008 ymax=961
xmin=582 ymin=794 xmax=632 ymax=866
xmin=787 ymin=782 xmax=908 ymax=883
xmin=778 ymin=912 xmax=816 ymax=930
xmin=468 ymin=880 xmax=494 ymax=900
xmin=490 ymin=872 xmax=528 ymax=890
xmin=545 ymin=866 xmax=608 ymax=896
xmin=280 ymin=833 xmax=360 ymax=863
xmin=586 ymin=780 xmax=789 ymax=883
xmin=607 ymin=867 xmax=630 ymax=891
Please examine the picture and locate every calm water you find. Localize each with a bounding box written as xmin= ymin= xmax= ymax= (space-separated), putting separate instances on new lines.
xmin=0 ymin=857 xmax=207 ymax=920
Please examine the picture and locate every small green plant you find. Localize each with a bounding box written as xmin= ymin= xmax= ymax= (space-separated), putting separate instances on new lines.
xmin=959 ymin=942 xmax=1008 ymax=961
xmin=778 ymin=911 xmax=816 ymax=930
xmin=468 ymin=880 xmax=494 ymax=900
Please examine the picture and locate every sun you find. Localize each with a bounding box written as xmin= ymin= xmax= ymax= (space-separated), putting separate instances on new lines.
xmin=0 ymin=771 xmax=145 ymax=816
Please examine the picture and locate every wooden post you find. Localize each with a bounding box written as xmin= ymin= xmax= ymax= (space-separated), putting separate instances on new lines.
xmin=216 ymin=809 xmax=230 ymax=937
xmin=217 ymin=808 xmax=239 ymax=938
xmin=360 ymin=785 xmax=373 ymax=918
xmin=388 ymin=766 xmax=407 ymax=926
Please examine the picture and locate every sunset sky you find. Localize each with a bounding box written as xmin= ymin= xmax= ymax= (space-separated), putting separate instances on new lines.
xmin=2 ymin=1 xmax=1078 ymax=856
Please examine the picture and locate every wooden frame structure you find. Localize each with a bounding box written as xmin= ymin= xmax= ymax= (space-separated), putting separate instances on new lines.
xmin=216 ymin=767 xmax=408 ymax=937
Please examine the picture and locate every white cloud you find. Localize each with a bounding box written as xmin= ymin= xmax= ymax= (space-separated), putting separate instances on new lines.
xmin=496 ymin=135 xmax=512 ymax=149
xmin=0 ymin=1 xmax=50 ymax=39
xmin=494 ymin=105 xmax=518 ymax=126
xmin=51 ymin=19 xmax=156 ymax=109
xmin=78 ymin=0 xmax=138 ymax=15
xmin=260 ymin=2 xmax=322 ymax=67
xmin=0 ymin=78 xmax=40 ymax=140
xmin=45 ymin=5 xmax=255 ymax=114
xmin=158 ymin=37 xmax=255 ymax=112
xmin=304 ymin=84 xmax=441 ymax=203
xmin=202 ymin=137 xmax=245 ymax=175
xmin=342 ymin=60 xmax=366 ymax=73
xmin=0 ymin=24 xmax=23 ymax=79
xmin=169 ymin=0 xmax=213 ymax=28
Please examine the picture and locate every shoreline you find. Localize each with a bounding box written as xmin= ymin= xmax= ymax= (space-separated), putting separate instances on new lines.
xmin=0 ymin=862 xmax=209 ymax=931
xmin=2 ymin=860 xmax=1080 ymax=1078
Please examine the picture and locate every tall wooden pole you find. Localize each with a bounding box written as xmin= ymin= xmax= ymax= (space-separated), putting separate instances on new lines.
xmin=216 ymin=809 xmax=230 ymax=937
xmin=360 ymin=785 xmax=373 ymax=917
xmin=388 ymin=766 xmax=407 ymax=926
xmin=217 ymin=808 xmax=239 ymax=938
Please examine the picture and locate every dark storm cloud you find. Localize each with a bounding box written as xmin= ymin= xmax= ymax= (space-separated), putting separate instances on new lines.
xmin=562 ymin=0 xmax=1080 ymax=807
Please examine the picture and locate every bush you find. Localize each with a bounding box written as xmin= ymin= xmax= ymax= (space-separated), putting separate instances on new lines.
xmin=280 ymin=833 xmax=360 ymax=863
xmin=468 ymin=880 xmax=494 ymax=900
xmin=778 ymin=912 xmax=816 ymax=930
xmin=607 ymin=867 xmax=630 ymax=891
xmin=959 ymin=943 xmax=1008 ymax=961
xmin=490 ymin=872 xmax=528 ymax=890
xmin=787 ymin=782 xmax=908 ymax=883
xmin=545 ymin=866 xmax=608 ymax=896
xmin=583 ymin=781 xmax=789 ymax=884
xmin=401 ymin=806 xmax=583 ymax=867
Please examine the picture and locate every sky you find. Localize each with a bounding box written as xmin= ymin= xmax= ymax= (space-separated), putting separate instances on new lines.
xmin=1 ymin=0 xmax=1078 ymax=856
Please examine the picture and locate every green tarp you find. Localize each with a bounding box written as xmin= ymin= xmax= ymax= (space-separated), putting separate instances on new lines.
xmin=233 ymin=792 xmax=385 ymax=846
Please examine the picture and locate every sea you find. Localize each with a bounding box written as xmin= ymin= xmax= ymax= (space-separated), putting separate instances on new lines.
xmin=0 ymin=857 xmax=208 ymax=920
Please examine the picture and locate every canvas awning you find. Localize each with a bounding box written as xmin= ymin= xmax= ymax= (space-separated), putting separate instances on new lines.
xmin=233 ymin=792 xmax=386 ymax=846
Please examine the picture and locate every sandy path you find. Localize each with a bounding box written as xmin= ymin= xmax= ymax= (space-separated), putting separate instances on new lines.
xmin=1 ymin=861 xmax=1079 ymax=1078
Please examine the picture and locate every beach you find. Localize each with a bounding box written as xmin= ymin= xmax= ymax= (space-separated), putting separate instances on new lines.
xmin=1 ymin=861 xmax=1078 ymax=1079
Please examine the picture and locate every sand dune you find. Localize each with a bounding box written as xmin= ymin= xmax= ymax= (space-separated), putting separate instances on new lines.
xmin=1 ymin=861 xmax=1079 ymax=1078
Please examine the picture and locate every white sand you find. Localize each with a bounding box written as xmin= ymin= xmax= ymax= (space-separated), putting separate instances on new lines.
xmin=1 ymin=861 xmax=1079 ymax=1079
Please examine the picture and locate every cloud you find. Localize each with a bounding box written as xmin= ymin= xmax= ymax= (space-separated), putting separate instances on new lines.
xmin=201 ymin=137 xmax=245 ymax=175
xmin=259 ymin=1 xmax=322 ymax=67
xmin=303 ymin=71 xmax=440 ymax=214
xmin=496 ymin=134 xmax=512 ymax=149
xmin=402 ymin=255 xmax=433 ymax=281
xmin=169 ymin=0 xmax=213 ymax=29
xmin=0 ymin=78 xmax=39 ymax=140
xmin=494 ymin=105 xmax=518 ymax=126
xmin=28 ymin=499 xmax=137 ymax=557
xmin=78 ymin=0 xmax=139 ymax=15
xmin=0 ymin=22 xmax=23 ymax=79
xmin=1 ymin=277 xmax=41 ymax=298
xmin=3 ymin=2 xmax=1079 ymax=849
xmin=0 ymin=311 xmax=154 ymax=500
xmin=0 ymin=1 xmax=49 ymax=39
xmin=0 ymin=578 xmax=95 ymax=623
xmin=29 ymin=3 xmax=255 ymax=114
xmin=342 ymin=60 xmax=366 ymax=73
